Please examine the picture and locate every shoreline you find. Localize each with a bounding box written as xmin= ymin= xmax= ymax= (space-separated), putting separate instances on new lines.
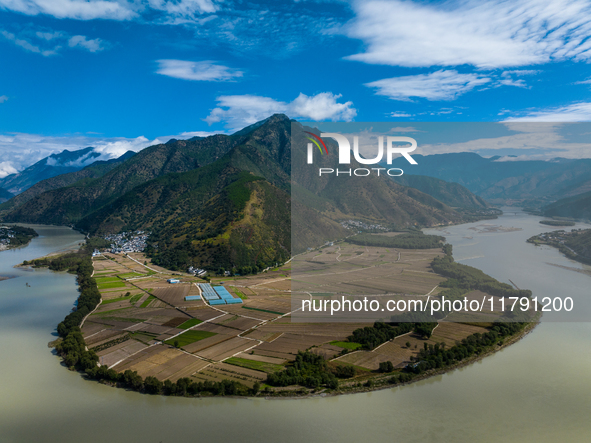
xmin=78 ymin=318 xmax=540 ymax=400
xmin=255 ymin=316 xmax=541 ymax=400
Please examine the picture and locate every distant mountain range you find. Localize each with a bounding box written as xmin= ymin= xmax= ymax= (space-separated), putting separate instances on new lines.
xmin=391 ymin=153 xmax=591 ymax=208
xmin=0 ymin=114 xmax=491 ymax=271
xmin=0 ymin=151 xmax=135 ymax=213
xmin=0 ymin=187 xmax=13 ymax=204
xmin=0 ymin=147 xmax=134 ymax=195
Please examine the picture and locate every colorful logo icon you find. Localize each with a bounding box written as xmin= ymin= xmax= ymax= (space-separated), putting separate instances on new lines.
xmin=304 ymin=131 xmax=328 ymax=155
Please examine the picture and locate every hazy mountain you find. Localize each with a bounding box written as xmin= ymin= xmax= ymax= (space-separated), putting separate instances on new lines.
xmin=389 ymin=175 xmax=490 ymax=210
xmin=543 ymin=191 xmax=591 ymax=220
xmin=0 ymin=187 xmax=13 ymax=203
xmin=1 ymin=115 xmax=489 ymax=270
xmin=0 ymin=147 xmax=102 ymax=195
xmin=390 ymin=153 xmax=591 ymax=206
xmin=0 ymin=151 xmax=135 ymax=214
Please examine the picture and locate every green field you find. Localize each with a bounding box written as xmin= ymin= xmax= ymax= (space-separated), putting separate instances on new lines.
xmin=230 ymin=286 xmax=247 ymax=300
xmin=225 ymin=357 xmax=285 ymax=373
xmin=97 ymin=281 xmax=127 ymax=290
xmin=177 ymin=318 xmax=203 ymax=329
xmin=164 ymin=330 xmax=217 ymax=347
xmin=95 ymin=277 xmax=121 ymax=283
xmin=330 ymin=341 xmax=363 ymax=350
xmin=101 ymin=296 xmax=130 ymax=305
xmin=129 ymin=293 xmax=144 ymax=304
xmin=140 ymin=295 xmax=156 ymax=308
xmin=242 ymin=306 xmax=285 ymax=315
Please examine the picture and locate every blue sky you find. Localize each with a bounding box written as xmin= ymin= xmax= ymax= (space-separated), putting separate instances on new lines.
xmin=1 ymin=0 xmax=591 ymax=175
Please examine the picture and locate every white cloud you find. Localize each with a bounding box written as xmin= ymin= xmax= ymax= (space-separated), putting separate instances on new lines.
xmin=0 ymin=0 xmax=219 ymax=22
xmin=497 ymin=78 xmax=528 ymax=88
xmin=156 ymin=60 xmax=243 ymax=82
xmin=1 ymin=30 xmax=57 ymax=56
xmin=0 ymin=129 xmax=224 ymax=174
xmin=343 ymin=0 xmax=591 ymax=68
xmin=2 ymin=28 xmax=106 ymax=55
xmin=388 ymin=112 xmax=412 ymax=118
xmin=0 ymin=95 xmax=8 ymax=103
xmin=0 ymin=0 xmax=137 ymax=20
xmin=415 ymin=123 xmax=591 ymax=160
xmin=505 ymin=102 xmax=591 ymax=122
xmin=365 ymin=70 xmax=491 ymax=101
xmin=148 ymin=0 xmax=216 ymax=18
xmin=0 ymin=161 xmax=18 ymax=178
xmin=291 ymin=92 xmax=357 ymax=121
xmin=205 ymin=92 xmax=357 ymax=130
xmin=68 ymin=35 xmax=105 ymax=52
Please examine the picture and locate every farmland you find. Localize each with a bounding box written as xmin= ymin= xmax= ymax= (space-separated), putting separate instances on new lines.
xmin=74 ymin=239 xmax=534 ymax=397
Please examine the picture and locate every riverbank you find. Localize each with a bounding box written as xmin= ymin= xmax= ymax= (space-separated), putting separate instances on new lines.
xmin=0 ymin=225 xmax=38 ymax=252
xmin=4 ymin=221 xmax=591 ymax=442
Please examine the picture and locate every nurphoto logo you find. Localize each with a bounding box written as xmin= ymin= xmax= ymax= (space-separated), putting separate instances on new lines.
xmin=306 ymin=132 xmax=418 ymax=177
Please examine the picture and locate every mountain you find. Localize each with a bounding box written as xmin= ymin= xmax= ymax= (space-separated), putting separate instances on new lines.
xmin=1 ymin=115 xmax=485 ymax=270
xmin=390 ymin=153 xmax=591 ymax=206
xmin=389 ymin=175 xmax=490 ymax=210
xmin=0 ymin=151 xmax=135 ymax=214
xmin=542 ymin=191 xmax=591 ymax=220
xmin=0 ymin=187 xmax=13 ymax=203
xmin=0 ymin=147 xmax=133 ymax=195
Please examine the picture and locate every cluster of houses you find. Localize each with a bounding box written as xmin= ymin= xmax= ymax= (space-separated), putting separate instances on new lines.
xmin=0 ymin=226 xmax=15 ymax=249
xmin=104 ymin=231 xmax=150 ymax=253
xmin=340 ymin=219 xmax=388 ymax=231
xmin=0 ymin=226 xmax=16 ymax=246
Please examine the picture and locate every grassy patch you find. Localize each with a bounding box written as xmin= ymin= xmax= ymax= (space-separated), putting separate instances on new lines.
xmin=97 ymin=281 xmax=127 ymax=290
xmin=164 ymin=330 xmax=217 ymax=347
xmin=177 ymin=318 xmax=203 ymax=329
xmin=242 ymin=306 xmax=285 ymax=315
xmin=225 ymin=357 xmax=284 ymax=374
xmin=129 ymin=293 xmax=144 ymax=304
xmin=230 ymin=286 xmax=247 ymax=300
xmin=95 ymin=277 xmax=121 ymax=283
xmin=140 ymin=295 xmax=156 ymax=308
xmin=330 ymin=341 xmax=362 ymax=350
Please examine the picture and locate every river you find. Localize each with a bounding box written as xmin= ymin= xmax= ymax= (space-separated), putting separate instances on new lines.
xmin=1 ymin=214 xmax=590 ymax=443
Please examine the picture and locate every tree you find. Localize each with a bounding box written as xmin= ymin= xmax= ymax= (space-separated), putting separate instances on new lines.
xmin=144 ymin=376 xmax=163 ymax=394
xmin=174 ymin=340 xmax=180 ymax=348
xmin=406 ymin=341 xmax=411 ymax=348
xmin=252 ymin=381 xmax=260 ymax=395
xmin=379 ymin=361 xmax=394 ymax=373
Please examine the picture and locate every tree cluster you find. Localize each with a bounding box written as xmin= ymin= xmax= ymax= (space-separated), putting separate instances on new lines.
xmin=346 ymin=232 xmax=445 ymax=249
xmin=406 ymin=322 xmax=526 ymax=375
xmin=266 ymin=351 xmax=339 ymax=389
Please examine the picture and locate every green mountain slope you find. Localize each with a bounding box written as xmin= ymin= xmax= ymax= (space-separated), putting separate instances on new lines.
xmin=543 ymin=191 xmax=591 ymax=220
xmin=1 ymin=114 xmax=491 ymax=270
